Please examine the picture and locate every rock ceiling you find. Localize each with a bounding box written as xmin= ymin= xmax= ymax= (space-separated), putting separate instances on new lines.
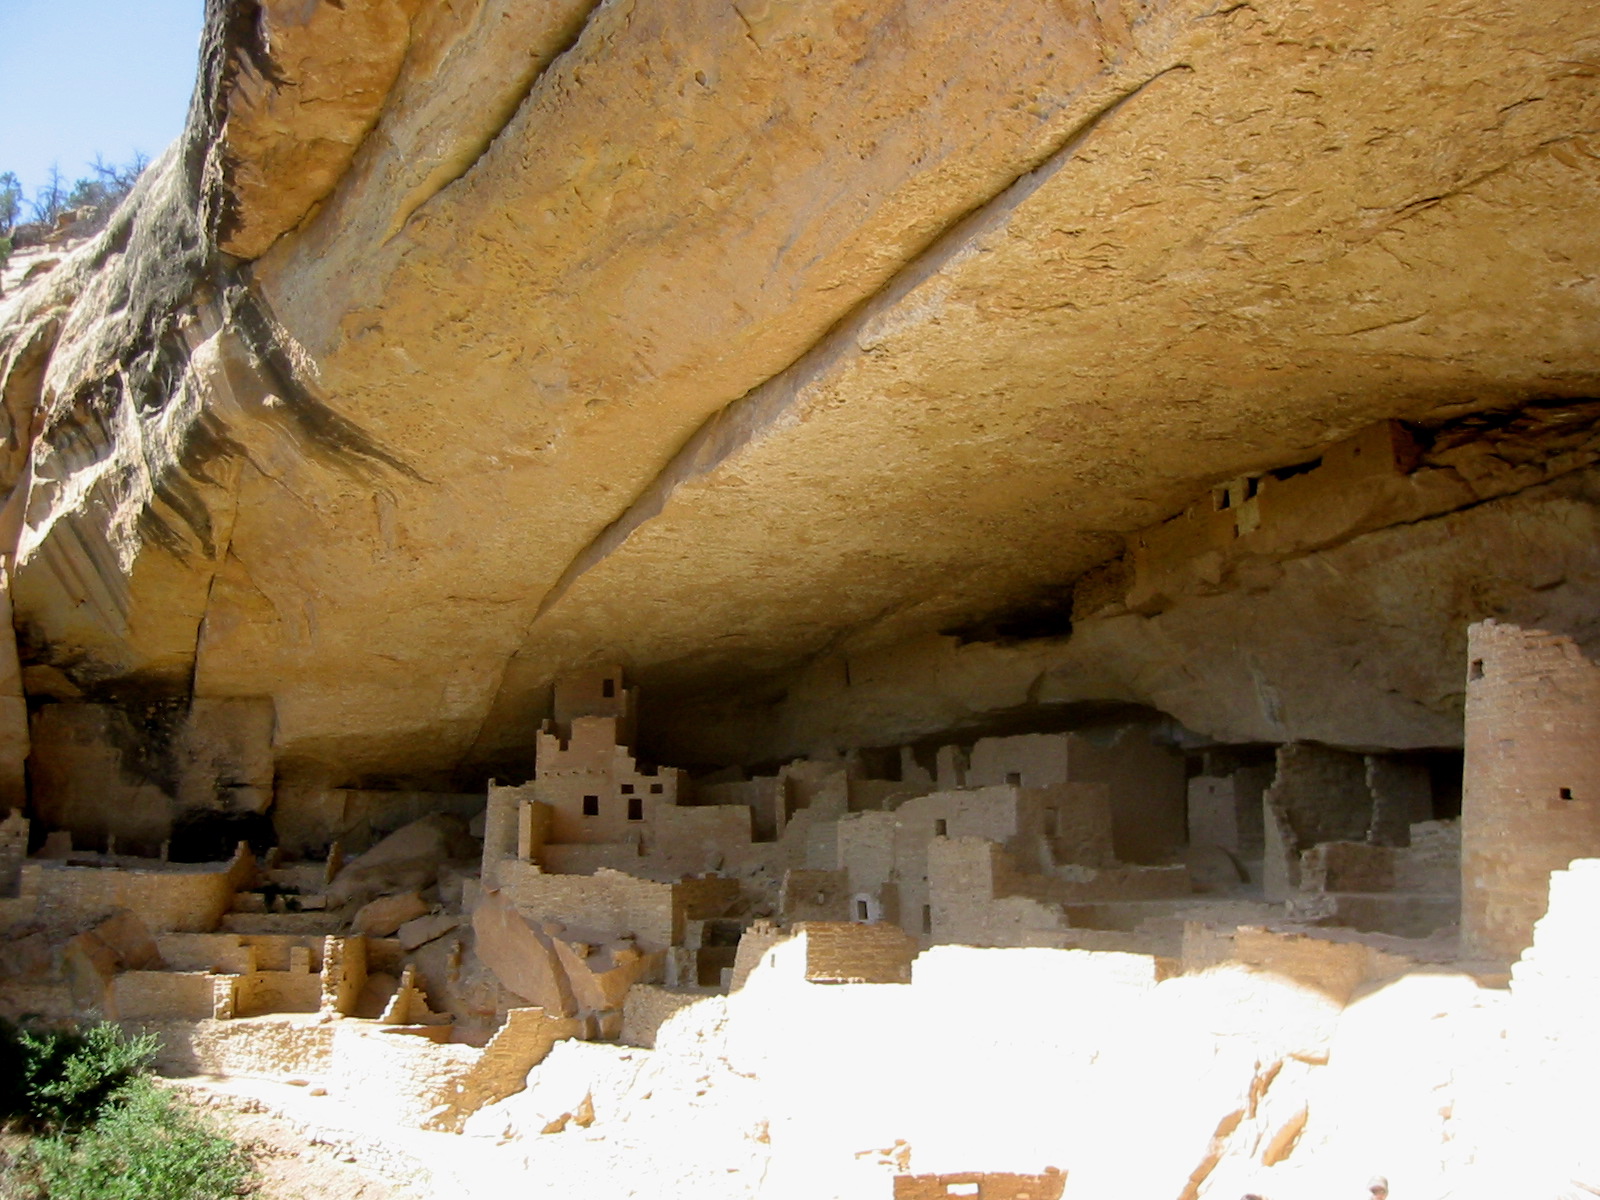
xmin=3 ymin=0 xmax=1599 ymax=780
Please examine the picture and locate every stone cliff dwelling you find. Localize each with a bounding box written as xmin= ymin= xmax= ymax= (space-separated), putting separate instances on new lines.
xmin=2 ymin=0 xmax=1600 ymax=1197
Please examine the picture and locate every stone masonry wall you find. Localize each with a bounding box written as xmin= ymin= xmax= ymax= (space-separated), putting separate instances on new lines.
xmin=893 ymin=1169 xmax=1065 ymax=1200
xmin=797 ymin=922 xmax=917 ymax=984
xmin=497 ymin=860 xmax=679 ymax=950
xmin=24 ymin=859 xmax=240 ymax=932
xmin=1462 ymin=621 xmax=1600 ymax=959
xmin=0 ymin=809 xmax=26 ymax=898
xmin=1266 ymin=743 xmax=1373 ymax=849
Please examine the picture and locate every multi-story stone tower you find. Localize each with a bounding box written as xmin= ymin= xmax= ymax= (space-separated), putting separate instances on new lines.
xmin=1462 ymin=620 xmax=1600 ymax=960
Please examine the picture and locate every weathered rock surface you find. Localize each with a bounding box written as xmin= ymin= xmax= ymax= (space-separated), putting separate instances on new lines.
xmin=2 ymin=0 xmax=1599 ymax=786
xmin=326 ymin=813 xmax=476 ymax=907
xmin=352 ymin=888 xmax=430 ymax=936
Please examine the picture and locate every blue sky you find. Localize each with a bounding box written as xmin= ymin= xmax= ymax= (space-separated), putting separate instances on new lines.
xmin=0 ymin=0 xmax=203 ymax=201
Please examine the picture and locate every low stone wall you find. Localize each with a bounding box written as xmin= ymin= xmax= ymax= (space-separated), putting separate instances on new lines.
xmin=498 ymin=861 xmax=679 ymax=949
xmin=24 ymin=853 xmax=247 ymax=933
xmin=113 ymin=970 xmax=217 ymax=1022
xmin=150 ymin=1014 xmax=338 ymax=1079
xmin=421 ymin=1006 xmax=582 ymax=1132
xmin=893 ymin=1169 xmax=1065 ymax=1200
xmin=1393 ymin=820 xmax=1461 ymax=895
xmin=236 ymin=970 xmax=321 ymax=1017
xmin=157 ymin=933 xmax=258 ymax=973
xmin=538 ymin=843 xmax=643 ymax=875
xmin=620 ymin=984 xmax=706 ymax=1048
xmin=798 ymin=922 xmax=917 ymax=984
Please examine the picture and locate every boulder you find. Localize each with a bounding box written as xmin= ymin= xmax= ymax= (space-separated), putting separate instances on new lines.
xmin=471 ymin=888 xmax=575 ymax=1017
xmin=326 ymin=813 xmax=476 ymax=908
xmin=550 ymin=936 xmax=660 ymax=1014
xmin=397 ymin=911 xmax=459 ymax=951
xmin=59 ymin=909 xmax=161 ymax=1016
xmin=351 ymin=889 xmax=430 ymax=936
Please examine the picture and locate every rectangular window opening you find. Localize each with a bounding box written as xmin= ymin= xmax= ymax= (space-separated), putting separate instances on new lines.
xmin=620 ymin=783 xmax=635 ymax=794
xmin=628 ymin=796 xmax=644 ymax=821
xmin=922 ymin=904 xmax=932 ymax=934
xmin=855 ymin=899 xmax=870 ymax=921
xmin=1560 ymin=787 xmax=1574 ymax=801
xmin=1269 ymin=456 xmax=1323 ymax=482
xmin=1005 ymin=772 xmax=1022 ymax=786
xmin=1044 ymin=808 xmax=1058 ymax=837
xmin=649 ymin=782 xmax=664 ymax=794
xmin=1470 ymin=659 xmax=1485 ymax=681
xmin=934 ymin=819 xmax=948 ymax=836
xmin=602 ymin=678 xmax=616 ymax=698
xmin=582 ymin=795 xmax=600 ymax=817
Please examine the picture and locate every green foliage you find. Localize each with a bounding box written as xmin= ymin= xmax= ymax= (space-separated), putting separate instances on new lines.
xmin=0 ymin=1022 xmax=159 ymax=1134
xmin=0 ymin=1022 xmax=253 ymax=1200
xmin=26 ymin=1079 xmax=251 ymax=1200
xmin=0 ymin=172 xmax=20 ymax=235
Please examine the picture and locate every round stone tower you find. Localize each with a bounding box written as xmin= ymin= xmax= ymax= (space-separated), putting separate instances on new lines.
xmin=1462 ymin=620 xmax=1600 ymax=961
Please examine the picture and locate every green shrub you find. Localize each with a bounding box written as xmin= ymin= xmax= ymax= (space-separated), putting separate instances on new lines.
xmin=0 ymin=1022 xmax=159 ymax=1134
xmin=27 ymin=1078 xmax=251 ymax=1200
xmin=0 ymin=1022 xmax=252 ymax=1199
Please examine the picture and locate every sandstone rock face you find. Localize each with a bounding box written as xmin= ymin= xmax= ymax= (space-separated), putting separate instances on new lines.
xmin=325 ymin=813 xmax=476 ymax=907
xmin=1 ymin=0 xmax=1599 ymax=788
xmin=352 ymin=888 xmax=430 ymax=936
xmin=471 ymin=886 xmax=575 ymax=1015
xmin=212 ymin=0 xmax=426 ymax=260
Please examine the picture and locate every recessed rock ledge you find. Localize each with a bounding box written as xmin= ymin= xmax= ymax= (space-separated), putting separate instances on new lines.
xmin=3 ymin=0 xmax=1600 ymax=1196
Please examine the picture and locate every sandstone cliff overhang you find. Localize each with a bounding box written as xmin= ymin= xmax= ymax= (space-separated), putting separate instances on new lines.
xmin=2 ymin=0 xmax=1598 ymax=782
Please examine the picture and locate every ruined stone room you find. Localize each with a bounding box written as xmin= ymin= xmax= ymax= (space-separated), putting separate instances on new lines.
xmin=0 ymin=0 xmax=1597 ymax=1196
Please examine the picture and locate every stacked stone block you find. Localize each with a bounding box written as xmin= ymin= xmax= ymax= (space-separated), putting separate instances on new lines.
xmin=1462 ymin=621 xmax=1600 ymax=960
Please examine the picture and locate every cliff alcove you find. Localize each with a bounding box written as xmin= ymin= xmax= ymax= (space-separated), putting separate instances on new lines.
xmin=2 ymin=0 xmax=1599 ymax=1196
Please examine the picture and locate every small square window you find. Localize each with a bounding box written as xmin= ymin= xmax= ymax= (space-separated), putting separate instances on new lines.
xmin=582 ymin=795 xmax=599 ymax=817
xmin=1005 ymin=772 xmax=1021 ymax=786
xmin=620 ymin=783 xmax=635 ymax=794
xmin=1560 ymin=787 xmax=1574 ymax=801
xmin=649 ymin=783 xmax=664 ymax=794
xmin=628 ymin=796 xmax=643 ymax=821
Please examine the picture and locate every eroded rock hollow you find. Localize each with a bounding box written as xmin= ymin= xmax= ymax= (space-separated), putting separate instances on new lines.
xmin=3 ymin=0 xmax=1599 ymax=1195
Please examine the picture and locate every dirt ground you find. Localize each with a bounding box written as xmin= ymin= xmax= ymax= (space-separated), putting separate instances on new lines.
xmin=0 ymin=1085 xmax=432 ymax=1200
xmin=172 ymin=1084 xmax=428 ymax=1200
